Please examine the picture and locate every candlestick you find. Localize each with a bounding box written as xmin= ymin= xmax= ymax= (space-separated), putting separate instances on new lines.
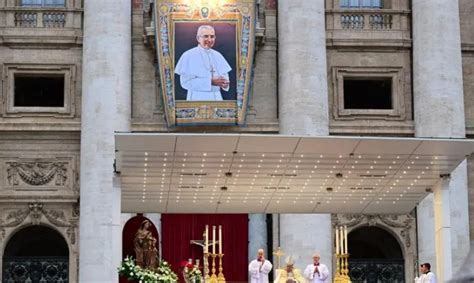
xmin=335 ymin=226 xmax=340 ymax=255
xmin=212 ymin=225 xmax=216 ymax=255
xmin=217 ymin=253 xmax=225 ymax=282
xmin=219 ymin=225 xmax=222 ymax=254
xmin=344 ymin=226 xmax=348 ymax=255
xmin=210 ymin=254 xmax=218 ymax=283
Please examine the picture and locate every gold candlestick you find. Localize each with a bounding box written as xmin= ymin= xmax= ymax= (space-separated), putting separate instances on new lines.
xmin=335 ymin=253 xmax=341 ymax=277
xmin=217 ymin=253 xmax=225 ymax=282
xmin=343 ymin=253 xmax=351 ymax=280
xmin=208 ymin=253 xmax=218 ymax=283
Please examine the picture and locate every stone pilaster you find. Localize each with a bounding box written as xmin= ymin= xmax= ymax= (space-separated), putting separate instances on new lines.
xmin=79 ymin=0 xmax=131 ymax=282
xmin=249 ymin=214 xmax=268 ymax=262
xmin=413 ymin=1 xmax=468 ymax=281
xmin=277 ymin=0 xmax=331 ymax=279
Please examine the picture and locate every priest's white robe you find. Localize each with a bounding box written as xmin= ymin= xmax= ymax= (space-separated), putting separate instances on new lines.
xmin=175 ymin=45 xmax=231 ymax=101
xmin=415 ymin=272 xmax=436 ymax=283
xmin=248 ymin=259 xmax=273 ymax=283
xmin=303 ymin=263 xmax=329 ymax=283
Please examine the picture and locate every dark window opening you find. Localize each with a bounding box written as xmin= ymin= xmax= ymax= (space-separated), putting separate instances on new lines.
xmin=343 ymin=78 xmax=392 ymax=110
xmin=4 ymin=226 xmax=69 ymax=257
xmin=14 ymin=75 xmax=65 ymax=107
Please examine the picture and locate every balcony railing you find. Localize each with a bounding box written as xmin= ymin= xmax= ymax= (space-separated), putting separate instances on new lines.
xmin=13 ymin=10 xmax=66 ymax=28
xmin=14 ymin=11 xmax=38 ymax=27
xmin=0 ymin=6 xmax=83 ymax=45
xmin=348 ymin=259 xmax=405 ymax=283
xmin=326 ymin=9 xmax=411 ymax=46
xmin=1 ymin=7 xmax=82 ymax=29
xmin=2 ymin=256 xmax=69 ymax=283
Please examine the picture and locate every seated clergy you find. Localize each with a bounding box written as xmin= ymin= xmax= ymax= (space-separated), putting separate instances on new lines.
xmin=274 ymin=256 xmax=305 ymax=283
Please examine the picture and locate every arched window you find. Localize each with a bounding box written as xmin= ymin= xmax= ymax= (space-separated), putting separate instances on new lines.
xmin=2 ymin=226 xmax=69 ymax=283
xmin=341 ymin=0 xmax=383 ymax=9
xmin=348 ymin=226 xmax=404 ymax=283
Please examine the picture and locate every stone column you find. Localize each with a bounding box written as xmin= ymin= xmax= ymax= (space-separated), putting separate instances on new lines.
xmin=413 ymin=1 xmax=468 ymax=281
xmin=249 ymin=214 xmax=268 ymax=262
xmin=278 ymin=0 xmax=329 ymax=136
xmin=79 ymin=0 xmax=131 ymax=282
xmin=277 ymin=0 xmax=331 ymax=278
xmin=433 ymin=176 xmax=453 ymax=280
xmin=413 ymin=0 xmax=465 ymax=138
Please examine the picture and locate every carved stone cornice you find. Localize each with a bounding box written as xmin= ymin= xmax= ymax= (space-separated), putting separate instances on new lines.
xmin=0 ymin=203 xmax=78 ymax=244
xmin=7 ymin=162 xmax=68 ymax=186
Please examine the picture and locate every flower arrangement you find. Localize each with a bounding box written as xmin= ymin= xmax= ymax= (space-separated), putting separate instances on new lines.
xmin=119 ymin=256 xmax=178 ymax=283
xmin=181 ymin=259 xmax=202 ymax=283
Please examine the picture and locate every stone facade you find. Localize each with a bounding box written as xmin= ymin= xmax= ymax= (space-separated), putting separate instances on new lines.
xmin=0 ymin=0 xmax=473 ymax=282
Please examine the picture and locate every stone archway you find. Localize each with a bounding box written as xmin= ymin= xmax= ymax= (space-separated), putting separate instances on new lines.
xmin=2 ymin=225 xmax=69 ymax=283
xmin=348 ymin=226 xmax=404 ymax=283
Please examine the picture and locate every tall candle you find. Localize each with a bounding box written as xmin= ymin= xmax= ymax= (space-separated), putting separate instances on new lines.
xmin=219 ymin=225 xmax=222 ymax=254
xmin=205 ymin=225 xmax=209 ymax=254
xmin=335 ymin=226 xmax=340 ymax=255
xmin=339 ymin=226 xmax=344 ymax=254
xmin=344 ymin=226 xmax=348 ymax=254
xmin=212 ymin=225 xmax=216 ymax=254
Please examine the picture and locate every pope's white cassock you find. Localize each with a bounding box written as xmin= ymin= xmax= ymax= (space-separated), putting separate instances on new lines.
xmin=248 ymin=259 xmax=273 ymax=283
xmin=175 ymin=45 xmax=231 ymax=101
xmin=303 ymin=263 xmax=329 ymax=283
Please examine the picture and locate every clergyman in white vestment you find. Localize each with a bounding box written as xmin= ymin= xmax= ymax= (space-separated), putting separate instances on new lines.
xmin=303 ymin=253 xmax=329 ymax=283
xmin=415 ymin=263 xmax=436 ymax=283
xmin=175 ymin=25 xmax=232 ymax=101
xmin=249 ymin=248 xmax=273 ymax=283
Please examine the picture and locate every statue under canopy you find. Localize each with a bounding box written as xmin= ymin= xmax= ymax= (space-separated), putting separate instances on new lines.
xmin=134 ymin=219 xmax=158 ymax=269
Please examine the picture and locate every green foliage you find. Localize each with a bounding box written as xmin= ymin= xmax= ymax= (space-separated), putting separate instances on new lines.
xmin=118 ymin=256 xmax=178 ymax=283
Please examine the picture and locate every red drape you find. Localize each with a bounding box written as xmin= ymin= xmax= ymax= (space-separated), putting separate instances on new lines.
xmin=161 ymin=214 xmax=248 ymax=282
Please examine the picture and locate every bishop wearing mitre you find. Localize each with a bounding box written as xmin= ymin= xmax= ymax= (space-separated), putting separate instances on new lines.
xmin=274 ymin=255 xmax=305 ymax=283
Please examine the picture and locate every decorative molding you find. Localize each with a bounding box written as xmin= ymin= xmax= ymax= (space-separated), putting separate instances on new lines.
xmin=0 ymin=203 xmax=78 ymax=244
xmin=2 ymin=63 xmax=76 ymax=118
xmin=332 ymin=212 xmax=415 ymax=248
xmin=6 ymin=162 xmax=68 ymax=186
xmin=331 ymin=66 xmax=407 ymax=121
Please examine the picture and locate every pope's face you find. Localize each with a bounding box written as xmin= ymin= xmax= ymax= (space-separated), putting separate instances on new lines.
xmin=197 ymin=28 xmax=216 ymax=49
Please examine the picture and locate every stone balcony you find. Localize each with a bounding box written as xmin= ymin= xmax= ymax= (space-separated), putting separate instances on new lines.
xmin=0 ymin=6 xmax=83 ymax=46
xmin=326 ymin=8 xmax=411 ymax=48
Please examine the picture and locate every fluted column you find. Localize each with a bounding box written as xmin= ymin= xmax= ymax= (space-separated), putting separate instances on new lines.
xmin=413 ymin=1 xmax=467 ymax=281
xmin=79 ymin=0 xmax=131 ymax=282
xmin=277 ymin=0 xmax=331 ymax=278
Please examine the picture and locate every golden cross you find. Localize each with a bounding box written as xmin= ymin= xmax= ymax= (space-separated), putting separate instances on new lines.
xmin=272 ymin=247 xmax=285 ymax=269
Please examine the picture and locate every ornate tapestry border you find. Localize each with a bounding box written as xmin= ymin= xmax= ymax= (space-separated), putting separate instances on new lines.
xmin=154 ymin=0 xmax=256 ymax=126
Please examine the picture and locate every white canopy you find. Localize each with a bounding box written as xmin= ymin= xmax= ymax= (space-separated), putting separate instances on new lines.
xmin=115 ymin=133 xmax=474 ymax=214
